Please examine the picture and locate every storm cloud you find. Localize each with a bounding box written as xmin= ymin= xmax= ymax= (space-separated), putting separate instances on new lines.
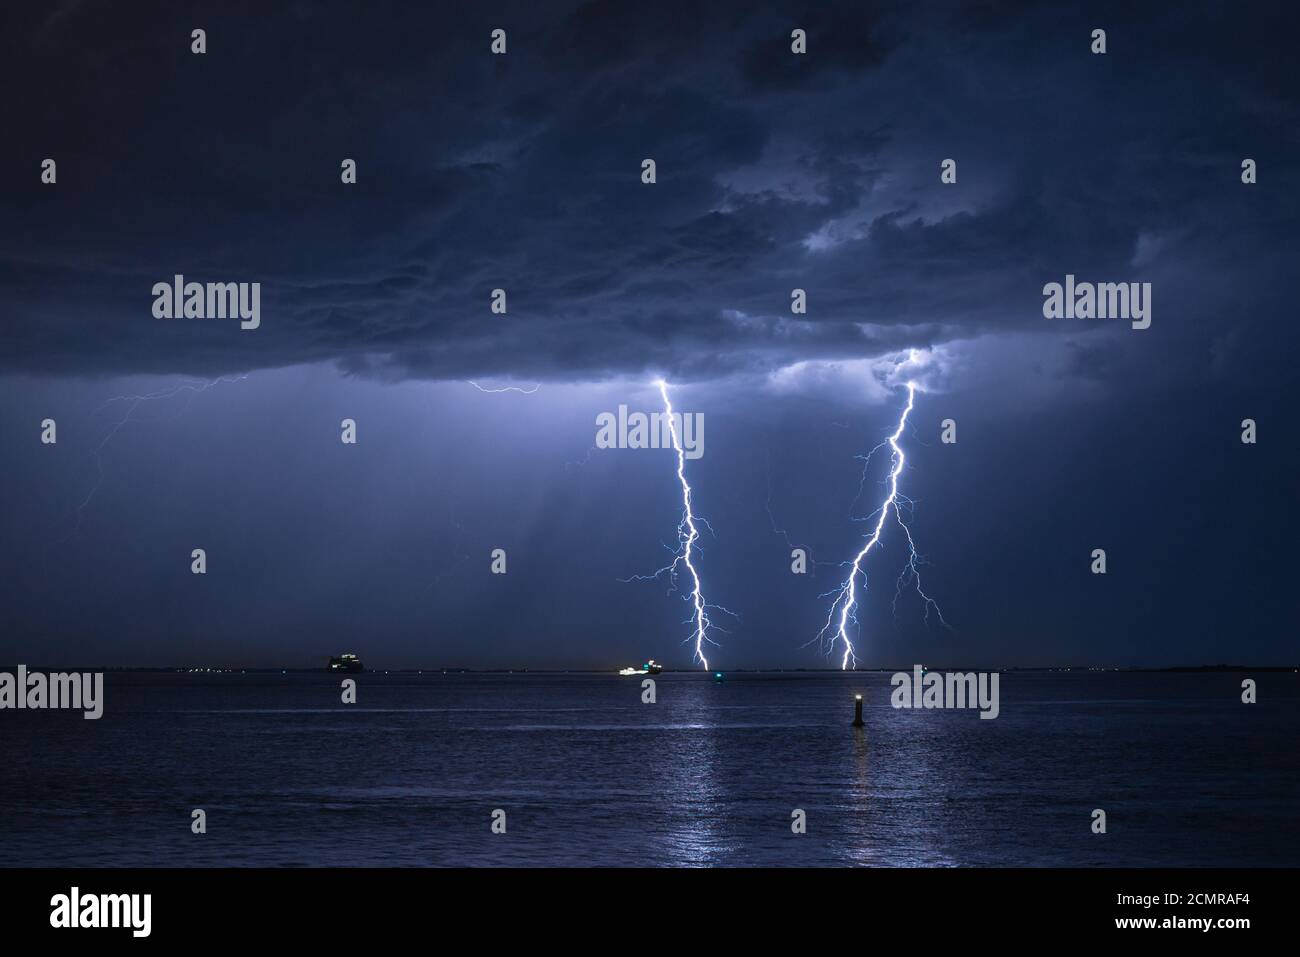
xmin=3 ymin=0 xmax=1296 ymax=400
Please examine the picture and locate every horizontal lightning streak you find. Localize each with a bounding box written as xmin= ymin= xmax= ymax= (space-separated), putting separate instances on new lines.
xmin=466 ymin=380 xmax=540 ymax=394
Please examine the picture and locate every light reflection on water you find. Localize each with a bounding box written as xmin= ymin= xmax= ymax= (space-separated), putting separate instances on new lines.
xmin=2 ymin=671 xmax=1297 ymax=866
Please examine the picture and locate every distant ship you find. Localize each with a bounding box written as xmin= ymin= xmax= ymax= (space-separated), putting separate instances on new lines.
xmin=618 ymin=659 xmax=663 ymax=676
xmin=327 ymin=653 xmax=364 ymax=673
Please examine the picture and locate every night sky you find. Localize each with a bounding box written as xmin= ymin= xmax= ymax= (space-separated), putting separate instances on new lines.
xmin=1 ymin=1 xmax=1295 ymax=669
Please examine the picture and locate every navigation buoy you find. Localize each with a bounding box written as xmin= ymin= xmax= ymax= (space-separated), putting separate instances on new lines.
xmin=713 ymin=671 xmax=725 ymax=684
xmin=852 ymin=693 xmax=864 ymax=727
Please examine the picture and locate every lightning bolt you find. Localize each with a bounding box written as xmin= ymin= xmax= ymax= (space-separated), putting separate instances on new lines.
xmin=814 ymin=381 xmax=947 ymax=669
xmin=621 ymin=380 xmax=734 ymax=669
xmin=59 ymin=374 xmax=249 ymax=542
xmin=466 ymin=380 xmax=540 ymax=394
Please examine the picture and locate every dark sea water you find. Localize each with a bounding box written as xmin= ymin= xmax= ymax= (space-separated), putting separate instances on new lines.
xmin=2 ymin=671 xmax=1297 ymax=867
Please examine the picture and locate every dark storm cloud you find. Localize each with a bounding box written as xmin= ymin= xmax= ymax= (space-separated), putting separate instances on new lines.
xmin=2 ymin=0 xmax=1297 ymax=394
xmin=738 ymin=7 xmax=895 ymax=92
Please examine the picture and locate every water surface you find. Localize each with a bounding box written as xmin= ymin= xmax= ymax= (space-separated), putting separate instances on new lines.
xmin=2 ymin=671 xmax=1295 ymax=866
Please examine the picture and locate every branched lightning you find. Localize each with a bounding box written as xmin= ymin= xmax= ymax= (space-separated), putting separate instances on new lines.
xmin=60 ymin=374 xmax=249 ymax=542
xmin=620 ymin=380 xmax=735 ymax=669
xmin=814 ymin=381 xmax=947 ymax=669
